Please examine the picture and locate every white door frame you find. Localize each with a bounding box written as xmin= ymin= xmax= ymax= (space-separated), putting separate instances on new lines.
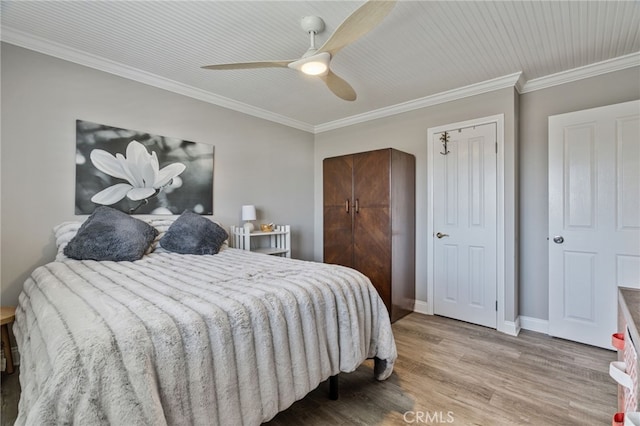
xmin=427 ymin=114 xmax=514 ymax=335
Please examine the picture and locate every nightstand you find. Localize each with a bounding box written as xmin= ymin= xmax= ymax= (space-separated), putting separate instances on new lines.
xmin=230 ymin=225 xmax=291 ymax=257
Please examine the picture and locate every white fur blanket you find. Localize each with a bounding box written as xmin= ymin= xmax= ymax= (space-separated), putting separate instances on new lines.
xmin=13 ymin=248 xmax=397 ymax=425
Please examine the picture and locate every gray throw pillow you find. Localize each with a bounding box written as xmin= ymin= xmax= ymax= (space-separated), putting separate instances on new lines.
xmin=160 ymin=210 xmax=228 ymax=255
xmin=64 ymin=206 xmax=158 ymax=262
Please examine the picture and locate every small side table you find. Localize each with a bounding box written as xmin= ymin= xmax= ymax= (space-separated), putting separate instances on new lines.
xmin=1 ymin=306 xmax=16 ymax=374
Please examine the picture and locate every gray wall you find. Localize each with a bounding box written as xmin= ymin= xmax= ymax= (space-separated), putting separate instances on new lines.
xmin=313 ymin=88 xmax=519 ymax=322
xmin=518 ymin=67 xmax=640 ymax=320
xmin=2 ymin=42 xmax=638 ymax=324
xmin=0 ymin=43 xmax=315 ymax=307
xmin=313 ymin=67 xmax=640 ymax=324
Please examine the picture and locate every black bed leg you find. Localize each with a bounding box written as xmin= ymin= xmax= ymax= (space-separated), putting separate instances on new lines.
xmin=329 ymin=375 xmax=339 ymax=400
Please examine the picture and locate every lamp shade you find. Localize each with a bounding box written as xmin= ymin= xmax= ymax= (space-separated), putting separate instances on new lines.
xmin=241 ymin=205 xmax=256 ymax=221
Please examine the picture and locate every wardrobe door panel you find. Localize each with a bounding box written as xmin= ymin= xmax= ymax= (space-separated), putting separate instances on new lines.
xmin=323 ymin=155 xmax=354 ymax=267
xmin=354 ymin=206 xmax=392 ymax=308
xmin=323 ymin=155 xmax=353 ymax=205
xmin=324 ymin=206 xmax=354 ymax=267
xmin=353 ymin=150 xmax=390 ymax=209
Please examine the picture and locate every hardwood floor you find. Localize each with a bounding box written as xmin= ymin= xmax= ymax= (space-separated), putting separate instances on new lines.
xmin=266 ymin=314 xmax=617 ymax=425
xmin=0 ymin=314 xmax=617 ymax=425
xmin=0 ymin=367 xmax=20 ymax=426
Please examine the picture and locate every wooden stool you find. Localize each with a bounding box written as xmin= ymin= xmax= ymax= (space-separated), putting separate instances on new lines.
xmin=1 ymin=306 xmax=16 ymax=374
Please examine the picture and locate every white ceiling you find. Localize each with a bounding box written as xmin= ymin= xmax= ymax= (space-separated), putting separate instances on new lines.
xmin=2 ymin=1 xmax=639 ymax=132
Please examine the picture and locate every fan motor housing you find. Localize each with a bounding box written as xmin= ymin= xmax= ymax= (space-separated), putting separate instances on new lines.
xmin=301 ymin=16 xmax=325 ymax=34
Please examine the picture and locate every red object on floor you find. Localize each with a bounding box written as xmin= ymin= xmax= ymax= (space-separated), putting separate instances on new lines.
xmin=612 ymin=412 xmax=624 ymax=426
xmin=613 ymin=332 xmax=625 ymax=351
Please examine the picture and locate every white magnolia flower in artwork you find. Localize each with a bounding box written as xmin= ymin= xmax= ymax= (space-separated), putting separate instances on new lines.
xmin=90 ymin=140 xmax=186 ymax=206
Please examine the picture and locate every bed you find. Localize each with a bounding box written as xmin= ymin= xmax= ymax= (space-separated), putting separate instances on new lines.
xmin=13 ymin=210 xmax=397 ymax=425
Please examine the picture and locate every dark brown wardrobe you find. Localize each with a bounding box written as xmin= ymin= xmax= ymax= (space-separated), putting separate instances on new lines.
xmin=323 ymin=148 xmax=415 ymax=322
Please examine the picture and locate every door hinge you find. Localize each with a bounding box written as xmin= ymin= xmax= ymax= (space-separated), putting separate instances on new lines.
xmin=495 ymin=142 xmax=498 ymax=154
xmin=495 ymin=301 xmax=498 ymax=311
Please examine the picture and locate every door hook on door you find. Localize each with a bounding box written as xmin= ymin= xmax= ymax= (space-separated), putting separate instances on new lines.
xmin=436 ymin=232 xmax=449 ymax=239
xmin=440 ymin=131 xmax=450 ymax=155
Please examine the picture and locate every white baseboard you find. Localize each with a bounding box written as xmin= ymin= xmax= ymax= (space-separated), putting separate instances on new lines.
xmin=500 ymin=317 xmax=521 ymax=336
xmin=519 ymin=316 xmax=549 ymax=334
xmin=411 ymin=304 xmax=550 ymax=338
xmin=413 ymin=300 xmax=431 ymax=315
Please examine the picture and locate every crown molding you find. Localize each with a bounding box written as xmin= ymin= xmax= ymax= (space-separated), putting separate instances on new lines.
xmin=2 ymin=26 xmax=637 ymax=135
xmin=314 ymin=72 xmax=523 ymax=133
xmin=520 ymin=51 xmax=640 ymax=94
xmin=313 ymin=52 xmax=639 ymax=133
xmin=514 ymin=72 xmax=527 ymax=94
xmin=1 ymin=27 xmax=315 ymax=133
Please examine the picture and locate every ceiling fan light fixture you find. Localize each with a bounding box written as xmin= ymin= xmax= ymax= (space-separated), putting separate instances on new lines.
xmin=301 ymin=61 xmax=328 ymax=76
xmin=288 ymin=52 xmax=330 ymax=76
xmin=202 ymin=0 xmax=397 ymax=100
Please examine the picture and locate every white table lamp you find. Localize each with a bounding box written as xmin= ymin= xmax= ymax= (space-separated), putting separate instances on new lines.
xmin=242 ymin=205 xmax=256 ymax=232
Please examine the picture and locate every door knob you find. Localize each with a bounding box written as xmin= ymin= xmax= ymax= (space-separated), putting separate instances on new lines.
xmin=553 ymin=236 xmax=564 ymax=244
xmin=436 ymin=232 xmax=449 ymax=239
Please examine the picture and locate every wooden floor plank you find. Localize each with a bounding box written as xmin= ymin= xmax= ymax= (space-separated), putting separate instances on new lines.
xmin=266 ymin=314 xmax=617 ymax=426
xmin=1 ymin=313 xmax=617 ymax=425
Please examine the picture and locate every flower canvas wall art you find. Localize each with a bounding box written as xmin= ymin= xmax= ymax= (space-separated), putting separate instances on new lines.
xmin=75 ymin=120 xmax=214 ymax=215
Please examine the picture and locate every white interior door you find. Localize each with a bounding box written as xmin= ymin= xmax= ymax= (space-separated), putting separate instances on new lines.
xmin=549 ymin=100 xmax=640 ymax=349
xmin=433 ymin=123 xmax=498 ymax=328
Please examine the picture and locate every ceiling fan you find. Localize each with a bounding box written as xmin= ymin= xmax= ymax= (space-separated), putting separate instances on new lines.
xmin=201 ymin=0 xmax=397 ymax=101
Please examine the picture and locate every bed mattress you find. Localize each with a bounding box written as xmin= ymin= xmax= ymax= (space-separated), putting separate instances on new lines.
xmin=13 ymin=248 xmax=396 ymax=425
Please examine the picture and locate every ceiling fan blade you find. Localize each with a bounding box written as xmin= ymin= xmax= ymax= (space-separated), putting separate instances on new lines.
xmin=202 ymin=60 xmax=293 ymax=70
xmin=320 ymin=69 xmax=357 ymax=101
xmin=318 ymin=0 xmax=397 ymax=57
